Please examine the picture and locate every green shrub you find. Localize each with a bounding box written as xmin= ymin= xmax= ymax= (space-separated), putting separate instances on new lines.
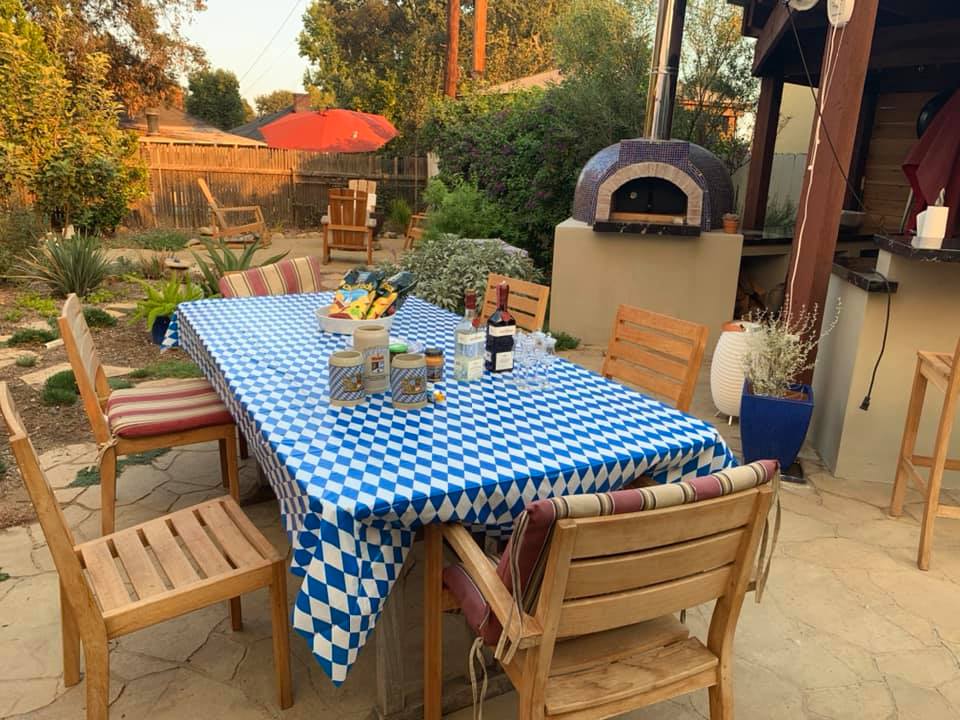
xmin=110 ymin=255 xmax=140 ymax=278
xmin=70 ymin=448 xmax=170 ymax=487
xmin=128 ymin=359 xmax=202 ymax=380
xmin=82 ymin=306 xmax=117 ymax=328
xmin=129 ymin=276 xmax=204 ymax=329
xmin=191 ymin=239 xmax=288 ymax=297
xmin=136 ymin=253 xmax=166 ymax=280
xmin=381 ymin=233 xmax=539 ymax=314
xmin=108 ymin=377 xmax=133 ymax=390
xmin=85 ymin=288 xmax=117 ymax=304
xmin=0 ymin=209 xmax=46 ymax=277
xmin=2 ymin=309 xmax=24 ymax=323
xmin=386 ymin=197 xmax=412 ymax=233
xmin=551 ymin=331 xmax=581 ymax=351
xmin=16 ymin=293 xmax=58 ymax=318
xmin=15 ymin=234 xmax=112 ymax=297
xmin=15 ymin=354 xmax=37 ymax=367
xmin=42 ymin=369 xmax=79 ymax=405
xmin=422 ymin=178 xmax=519 ymax=242
xmin=126 ymin=229 xmax=190 ymax=251
xmin=7 ymin=328 xmax=57 ymax=346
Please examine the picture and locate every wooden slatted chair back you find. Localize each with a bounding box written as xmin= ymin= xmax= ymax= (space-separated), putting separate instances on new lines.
xmin=59 ymin=294 xmax=112 ymax=443
xmin=524 ymin=484 xmax=773 ymax=709
xmin=348 ymin=179 xmax=377 ymax=194
xmin=482 ymin=273 xmax=550 ymax=333
xmin=602 ymin=304 xmax=708 ymax=413
xmin=0 ymin=382 xmax=104 ymax=634
xmin=328 ymin=189 xmax=370 ymax=249
xmin=196 ymin=177 xmax=226 ymax=225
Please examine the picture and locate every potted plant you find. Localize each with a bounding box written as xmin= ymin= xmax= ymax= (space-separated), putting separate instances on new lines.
xmin=740 ymin=303 xmax=839 ymax=470
xmin=722 ymin=212 xmax=740 ymax=234
xmin=129 ymin=276 xmax=204 ymax=344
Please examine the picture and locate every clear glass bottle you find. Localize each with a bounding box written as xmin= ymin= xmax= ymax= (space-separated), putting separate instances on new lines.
xmin=454 ymin=290 xmax=484 ymax=381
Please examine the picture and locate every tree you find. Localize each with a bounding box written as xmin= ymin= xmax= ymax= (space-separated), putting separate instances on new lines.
xmin=671 ymin=0 xmax=757 ymax=171
xmin=185 ymin=69 xmax=248 ymax=130
xmin=255 ymin=89 xmax=295 ymax=116
xmin=297 ymin=0 xmax=566 ymax=136
xmin=21 ymin=0 xmax=205 ymax=113
xmin=0 ymin=0 xmax=147 ymax=232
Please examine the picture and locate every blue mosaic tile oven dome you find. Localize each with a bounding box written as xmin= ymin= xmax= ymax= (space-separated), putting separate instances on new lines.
xmin=573 ymin=138 xmax=734 ymax=232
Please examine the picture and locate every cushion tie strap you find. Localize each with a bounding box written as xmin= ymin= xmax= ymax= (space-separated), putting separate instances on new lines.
xmin=468 ymin=636 xmax=488 ymax=720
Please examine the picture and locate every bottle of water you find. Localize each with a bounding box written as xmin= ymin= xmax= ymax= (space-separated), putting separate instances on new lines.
xmin=454 ymin=290 xmax=484 ymax=381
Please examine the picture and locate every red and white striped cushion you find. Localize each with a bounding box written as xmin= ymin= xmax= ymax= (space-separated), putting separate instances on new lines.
xmin=218 ymin=256 xmax=324 ymax=298
xmin=107 ymin=379 xmax=234 ymax=438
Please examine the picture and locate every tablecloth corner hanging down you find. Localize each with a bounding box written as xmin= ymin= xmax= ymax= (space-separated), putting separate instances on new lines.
xmin=170 ymin=292 xmax=737 ymax=684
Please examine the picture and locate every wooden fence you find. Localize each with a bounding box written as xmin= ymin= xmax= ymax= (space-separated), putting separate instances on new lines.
xmin=130 ymin=142 xmax=429 ymax=230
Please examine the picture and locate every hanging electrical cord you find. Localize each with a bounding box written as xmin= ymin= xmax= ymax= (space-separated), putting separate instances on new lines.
xmin=859 ymin=271 xmax=892 ymax=411
xmin=238 ymin=0 xmax=305 ymax=84
xmin=785 ymin=2 xmax=868 ymax=212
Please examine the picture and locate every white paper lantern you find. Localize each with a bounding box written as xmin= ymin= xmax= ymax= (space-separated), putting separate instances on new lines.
xmin=710 ymin=322 xmax=756 ymax=419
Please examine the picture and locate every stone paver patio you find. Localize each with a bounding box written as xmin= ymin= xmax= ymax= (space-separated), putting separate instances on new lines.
xmin=3 ymin=354 xmax=960 ymax=719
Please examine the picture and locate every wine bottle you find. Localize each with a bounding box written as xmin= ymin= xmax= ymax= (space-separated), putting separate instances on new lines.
xmin=484 ymin=282 xmax=516 ymax=373
xmin=454 ymin=290 xmax=484 ymax=381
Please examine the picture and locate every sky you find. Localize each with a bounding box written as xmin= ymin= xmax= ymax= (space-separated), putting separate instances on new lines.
xmin=183 ymin=0 xmax=310 ymax=105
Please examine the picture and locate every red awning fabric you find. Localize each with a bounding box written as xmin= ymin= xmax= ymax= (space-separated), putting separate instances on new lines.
xmin=259 ymin=109 xmax=398 ymax=153
xmin=903 ymin=90 xmax=960 ymax=238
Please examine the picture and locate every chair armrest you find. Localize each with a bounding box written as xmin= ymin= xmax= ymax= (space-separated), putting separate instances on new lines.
xmin=220 ymin=205 xmax=261 ymax=213
xmin=442 ymin=524 xmax=542 ymax=648
xmin=366 ymin=218 xmax=377 ymax=228
xmin=321 ymin=214 xmax=330 ymax=225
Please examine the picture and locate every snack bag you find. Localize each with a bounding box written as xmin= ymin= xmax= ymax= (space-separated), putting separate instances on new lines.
xmin=331 ymin=269 xmax=384 ymax=319
xmin=367 ymin=271 xmax=418 ymax=318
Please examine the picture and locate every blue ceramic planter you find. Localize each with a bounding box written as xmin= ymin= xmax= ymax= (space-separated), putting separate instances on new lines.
xmin=740 ymin=381 xmax=814 ymax=469
xmin=150 ymin=315 xmax=171 ymax=346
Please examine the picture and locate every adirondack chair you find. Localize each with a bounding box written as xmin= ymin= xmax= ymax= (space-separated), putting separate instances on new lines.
xmin=348 ymin=179 xmax=378 ymax=214
xmin=403 ymin=213 xmax=428 ymax=250
xmin=481 ymin=273 xmax=551 ymax=333
xmin=196 ymin=178 xmax=270 ymax=248
xmin=322 ymin=188 xmax=376 ymax=265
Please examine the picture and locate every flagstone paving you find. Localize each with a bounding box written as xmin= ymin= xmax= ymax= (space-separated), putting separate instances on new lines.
xmin=2 ymin=357 xmax=960 ymax=718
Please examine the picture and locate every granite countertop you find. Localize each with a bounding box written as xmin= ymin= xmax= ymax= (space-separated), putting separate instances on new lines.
xmin=832 ymin=257 xmax=899 ymax=294
xmin=875 ymin=234 xmax=960 ymax=262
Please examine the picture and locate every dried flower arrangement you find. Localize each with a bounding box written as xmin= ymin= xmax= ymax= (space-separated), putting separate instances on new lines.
xmin=743 ymin=301 xmax=841 ymax=399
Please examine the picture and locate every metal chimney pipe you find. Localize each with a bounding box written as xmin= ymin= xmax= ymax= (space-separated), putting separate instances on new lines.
xmin=644 ymin=0 xmax=688 ymax=140
xmin=145 ymin=111 xmax=160 ymax=136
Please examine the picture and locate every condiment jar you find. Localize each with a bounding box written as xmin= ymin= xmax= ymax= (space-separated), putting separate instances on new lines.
xmin=425 ymin=347 xmax=444 ymax=385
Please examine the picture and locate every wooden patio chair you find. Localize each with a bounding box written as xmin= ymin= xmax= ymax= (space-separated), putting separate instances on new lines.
xmin=59 ymin=295 xmax=239 ymax=535
xmin=890 ymin=337 xmax=960 ymax=570
xmin=0 ymin=382 xmax=292 ymax=719
xmin=424 ymin=461 xmax=779 ymax=720
xmin=348 ymin=179 xmax=378 ymax=195
xmin=218 ymin=255 xmax=326 ymax=297
xmin=424 ymin=460 xmax=778 ymax=720
xmin=602 ymin=305 xmax=708 ymax=413
xmin=196 ymin=178 xmax=270 ymax=248
xmin=403 ymin=213 xmax=428 ymax=250
xmin=322 ymin=188 xmax=376 ymax=265
xmin=481 ymin=273 xmax=550 ymax=333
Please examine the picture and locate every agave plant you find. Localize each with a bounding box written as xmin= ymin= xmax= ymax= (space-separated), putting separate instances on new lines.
xmin=190 ymin=238 xmax=288 ymax=297
xmin=15 ymin=234 xmax=113 ymax=297
xmin=128 ymin=276 xmax=204 ymax=329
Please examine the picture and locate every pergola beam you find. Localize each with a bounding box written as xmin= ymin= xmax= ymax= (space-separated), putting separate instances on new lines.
xmin=472 ymin=0 xmax=488 ymax=77
xmin=742 ymin=76 xmax=784 ymax=232
xmin=785 ymin=0 xmax=881 ymax=378
xmin=444 ymin=0 xmax=460 ymax=97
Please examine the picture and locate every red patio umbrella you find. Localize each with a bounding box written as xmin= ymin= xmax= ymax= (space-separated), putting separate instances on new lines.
xmin=259 ymin=108 xmax=398 ymax=153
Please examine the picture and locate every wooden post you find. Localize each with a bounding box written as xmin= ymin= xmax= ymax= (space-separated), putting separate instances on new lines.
xmin=472 ymin=0 xmax=487 ymax=77
xmin=444 ymin=0 xmax=460 ymax=97
xmin=844 ymin=90 xmax=878 ymax=211
xmin=742 ymin=76 xmax=784 ymax=231
xmin=785 ymin=0 xmax=880 ymax=375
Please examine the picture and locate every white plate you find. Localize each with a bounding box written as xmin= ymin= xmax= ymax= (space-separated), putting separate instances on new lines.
xmin=316 ymin=305 xmax=396 ymax=335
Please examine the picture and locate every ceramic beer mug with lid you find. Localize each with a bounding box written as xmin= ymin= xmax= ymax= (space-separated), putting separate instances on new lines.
xmin=353 ymin=324 xmax=390 ymax=394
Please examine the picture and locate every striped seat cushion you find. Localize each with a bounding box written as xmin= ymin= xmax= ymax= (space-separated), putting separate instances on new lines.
xmin=219 ymin=256 xmax=324 ymax=298
xmin=107 ymin=379 xmax=234 ymax=438
xmin=443 ymin=460 xmax=779 ymax=647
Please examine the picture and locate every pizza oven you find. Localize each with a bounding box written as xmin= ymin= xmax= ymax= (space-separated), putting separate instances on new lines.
xmin=572 ymin=138 xmax=734 ymax=233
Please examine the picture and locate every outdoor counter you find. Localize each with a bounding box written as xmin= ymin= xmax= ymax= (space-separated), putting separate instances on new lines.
xmin=810 ymin=235 xmax=960 ymax=483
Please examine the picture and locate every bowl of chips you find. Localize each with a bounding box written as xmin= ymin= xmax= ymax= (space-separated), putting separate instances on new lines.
xmin=317 ymin=268 xmax=417 ymax=335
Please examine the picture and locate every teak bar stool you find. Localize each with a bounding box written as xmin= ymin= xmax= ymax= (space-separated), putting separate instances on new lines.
xmin=0 ymin=382 xmax=292 ymax=719
xmin=890 ymin=338 xmax=960 ymax=570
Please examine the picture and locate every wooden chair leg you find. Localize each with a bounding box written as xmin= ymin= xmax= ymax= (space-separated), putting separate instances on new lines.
xmin=99 ymin=448 xmax=117 ymax=536
xmin=322 ymin=227 xmax=330 ymax=264
xmin=367 ymin=231 xmax=374 ymax=266
xmin=918 ymin=388 xmax=959 ymax=571
xmin=270 ymin=562 xmax=293 ymax=709
xmin=239 ymin=431 xmax=249 ymax=460
xmin=708 ymin=674 xmax=733 ymax=720
xmin=424 ymin=525 xmax=443 ymax=720
xmin=219 ymin=434 xmax=240 ymax=501
xmin=229 ymin=597 xmax=243 ymax=631
xmin=60 ymin=581 xmax=81 ymax=687
xmin=83 ymin=636 xmax=110 ymax=720
xmin=891 ymin=361 xmax=927 ymax=517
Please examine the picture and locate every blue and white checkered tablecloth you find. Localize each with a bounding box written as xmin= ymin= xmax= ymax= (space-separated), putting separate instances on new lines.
xmin=167 ymin=293 xmax=736 ymax=684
